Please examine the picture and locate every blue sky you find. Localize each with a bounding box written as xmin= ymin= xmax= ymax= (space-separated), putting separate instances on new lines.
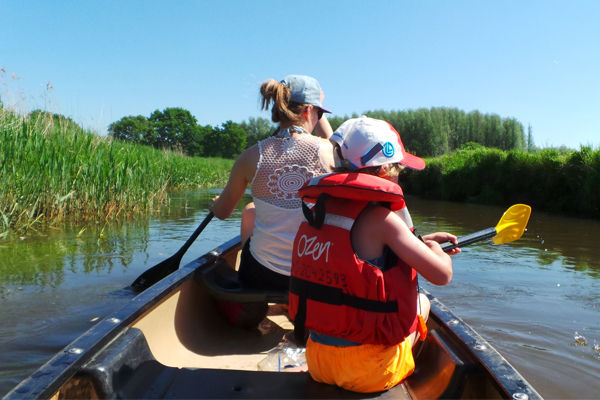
xmin=1 ymin=0 xmax=598 ymax=149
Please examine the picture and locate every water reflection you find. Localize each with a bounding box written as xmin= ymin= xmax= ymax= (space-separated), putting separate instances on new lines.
xmin=0 ymin=190 xmax=249 ymax=290
xmin=0 ymin=220 xmax=149 ymax=288
xmin=2 ymin=193 xmax=598 ymax=291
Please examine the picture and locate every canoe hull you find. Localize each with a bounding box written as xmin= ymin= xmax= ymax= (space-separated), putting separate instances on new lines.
xmin=4 ymin=236 xmax=542 ymax=400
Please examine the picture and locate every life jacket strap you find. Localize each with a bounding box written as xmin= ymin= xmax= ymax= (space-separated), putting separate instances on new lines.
xmin=290 ymin=277 xmax=399 ymax=313
xmin=301 ymin=193 xmax=328 ymax=228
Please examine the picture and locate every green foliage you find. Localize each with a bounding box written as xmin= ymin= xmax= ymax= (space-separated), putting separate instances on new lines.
xmin=0 ymin=108 xmax=233 ymax=237
xmin=29 ymin=109 xmax=82 ymax=133
xmin=327 ymin=108 xmax=525 ymax=157
xmin=109 ymin=108 xmax=254 ymax=158
xmin=148 ymin=107 xmax=201 ymax=154
xmin=240 ymin=117 xmax=275 ymax=147
xmin=402 ymin=144 xmax=600 ymax=218
xmin=203 ymin=120 xmax=247 ymax=158
xmin=108 ymin=106 xmax=526 ymax=160
xmin=109 ymin=115 xmax=152 ymax=144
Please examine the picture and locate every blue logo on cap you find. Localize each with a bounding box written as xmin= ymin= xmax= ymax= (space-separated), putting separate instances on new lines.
xmin=382 ymin=142 xmax=395 ymax=158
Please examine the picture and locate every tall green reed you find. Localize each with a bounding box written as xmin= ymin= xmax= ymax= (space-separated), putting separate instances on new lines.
xmin=0 ymin=109 xmax=233 ymax=237
xmin=402 ymin=143 xmax=600 ymax=218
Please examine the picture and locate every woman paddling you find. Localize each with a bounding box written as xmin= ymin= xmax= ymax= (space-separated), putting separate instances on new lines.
xmin=210 ymin=75 xmax=335 ymax=292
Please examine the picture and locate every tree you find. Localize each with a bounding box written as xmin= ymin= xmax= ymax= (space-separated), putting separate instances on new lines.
xmin=240 ymin=117 xmax=275 ymax=148
xmin=108 ymin=115 xmax=152 ymax=144
xmin=485 ymin=114 xmax=503 ymax=148
xmin=502 ymin=118 xmax=524 ymax=151
xmin=204 ymin=121 xmax=247 ymax=158
xmin=527 ymin=124 xmax=535 ymax=152
xmin=187 ymin=124 xmax=211 ymax=157
xmin=148 ymin=107 xmax=200 ymax=153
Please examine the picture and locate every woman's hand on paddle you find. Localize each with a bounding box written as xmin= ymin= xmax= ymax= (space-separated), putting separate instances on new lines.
xmin=209 ymin=195 xmax=220 ymax=211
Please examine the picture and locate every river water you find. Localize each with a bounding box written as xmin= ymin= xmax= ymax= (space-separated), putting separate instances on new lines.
xmin=0 ymin=190 xmax=599 ymax=399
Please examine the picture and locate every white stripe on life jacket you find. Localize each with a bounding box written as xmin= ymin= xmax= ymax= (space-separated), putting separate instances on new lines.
xmin=323 ymin=207 xmax=413 ymax=232
xmin=323 ymin=213 xmax=354 ymax=231
xmin=396 ymin=207 xmax=414 ymax=229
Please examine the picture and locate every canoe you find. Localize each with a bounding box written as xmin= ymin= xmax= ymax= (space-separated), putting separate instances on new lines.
xmin=4 ymin=236 xmax=542 ymax=399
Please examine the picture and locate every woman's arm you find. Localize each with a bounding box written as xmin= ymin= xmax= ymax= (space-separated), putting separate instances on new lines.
xmin=314 ymin=116 xmax=333 ymax=139
xmin=209 ymin=145 xmax=259 ymax=219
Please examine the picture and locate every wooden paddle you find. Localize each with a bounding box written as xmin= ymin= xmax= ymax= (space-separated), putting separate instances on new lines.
xmin=131 ymin=211 xmax=215 ymax=293
xmin=440 ymin=204 xmax=531 ymax=252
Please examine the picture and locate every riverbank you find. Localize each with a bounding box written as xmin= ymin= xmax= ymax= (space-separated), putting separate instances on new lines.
xmin=3 ymin=107 xmax=599 ymax=239
xmin=402 ymin=142 xmax=600 ymax=219
xmin=0 ymin=109 xmax=233 ymax=238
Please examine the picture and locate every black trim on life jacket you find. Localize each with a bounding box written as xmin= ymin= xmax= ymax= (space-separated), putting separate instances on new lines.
xmin=290 ymin=276 xmax=399 ymax=344
xmin=301 ymin=193 xmax=328 ymax=229
xmin=380 ymin=245 xmax=399 ymax=272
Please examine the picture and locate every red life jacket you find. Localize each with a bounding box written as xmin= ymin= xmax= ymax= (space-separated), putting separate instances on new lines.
xmin=289 ymin=172 xmax=418 ymax=346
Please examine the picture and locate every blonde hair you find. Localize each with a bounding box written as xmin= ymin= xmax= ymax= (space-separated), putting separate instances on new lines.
xmin=260 ymin=79 xmax=307 ymax=126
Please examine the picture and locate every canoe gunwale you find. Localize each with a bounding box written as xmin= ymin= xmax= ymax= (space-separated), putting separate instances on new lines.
xmin=2 ymin=236 xmax=239 ymax=400
xmin=423 ymin=291 xmax=543 ymax=399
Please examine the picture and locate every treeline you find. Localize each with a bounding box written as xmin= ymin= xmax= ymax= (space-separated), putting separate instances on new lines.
xmin=401 ymin=143 xmax=600 ymax=218
xmin=109 ymin=107 xmax=529 ymax=159
xmin=109 ymin=108 xmax=275 ymax=158
xmin=328 ymin=108 xmax=528 ymax=157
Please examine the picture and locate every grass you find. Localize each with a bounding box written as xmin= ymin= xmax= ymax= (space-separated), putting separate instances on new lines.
xmin=402 ymin=142 xmax=600 ymax=218
xmin=4 ymin=105 xmax=598 ymax=240
xmin=0 ymin=108 xmax=234 ymax=238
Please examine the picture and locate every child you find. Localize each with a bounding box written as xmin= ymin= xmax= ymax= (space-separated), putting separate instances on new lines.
xmin=289 ymin=116 xmax=460 ymax=393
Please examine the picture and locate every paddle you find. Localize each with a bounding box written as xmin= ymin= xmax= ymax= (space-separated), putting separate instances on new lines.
xmin=131 ymin=211 xmax=215 ymax=293
xmin=440 ymin=204 xmax=531 ymax=252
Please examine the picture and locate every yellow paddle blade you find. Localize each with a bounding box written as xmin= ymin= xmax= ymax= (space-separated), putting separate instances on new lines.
xmin=493 ymin=204 xmax=532 ymax=244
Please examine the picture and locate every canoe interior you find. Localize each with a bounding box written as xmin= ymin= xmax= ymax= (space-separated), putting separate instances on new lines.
xmin=6 ymin=237 xmax=541 ymax=400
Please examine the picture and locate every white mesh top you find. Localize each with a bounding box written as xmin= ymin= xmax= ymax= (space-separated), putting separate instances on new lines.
xmin=249 ymin=131 xmax=331 ymax=275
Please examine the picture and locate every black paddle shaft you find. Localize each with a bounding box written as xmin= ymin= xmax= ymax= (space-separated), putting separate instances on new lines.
xmin=440 ymin=227 xmax=496 ymax=252
xmin=131 ymin=212 xmax=215 ymax=292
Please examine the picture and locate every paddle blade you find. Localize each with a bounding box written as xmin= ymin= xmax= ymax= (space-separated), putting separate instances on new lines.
xmin=130 ymin=212 xmax=214 ymax=293
xmin=131 ymin=256 xmax=179 ymax=293
xmin=492 ymin=204 xmax=531 ymax=244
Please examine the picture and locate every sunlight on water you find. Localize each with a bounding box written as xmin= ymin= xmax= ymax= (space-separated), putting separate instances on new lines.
xmin=1 ymin=194 xmax=600 ymax=397
xmin=572 ymin=331 xmax=588 ymax=346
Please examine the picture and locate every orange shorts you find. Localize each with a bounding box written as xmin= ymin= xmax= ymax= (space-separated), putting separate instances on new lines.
xmin=305 ymin=335 xmax=415 ymax=393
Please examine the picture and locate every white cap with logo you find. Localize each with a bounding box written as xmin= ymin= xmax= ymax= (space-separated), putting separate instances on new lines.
xmin=331 ymin=116 xmax=425 ymax=171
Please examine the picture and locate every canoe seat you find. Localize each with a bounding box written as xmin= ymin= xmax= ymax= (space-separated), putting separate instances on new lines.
xmin=195 ymin=259 xmax=289 ymax=304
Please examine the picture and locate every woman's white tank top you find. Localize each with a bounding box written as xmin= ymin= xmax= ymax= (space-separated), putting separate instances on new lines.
xmin=249 ymin=132 xmax=330 ymax=275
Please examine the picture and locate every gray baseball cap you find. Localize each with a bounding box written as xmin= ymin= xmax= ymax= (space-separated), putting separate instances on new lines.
xmin=281 ymin=74 xmax=331 ymax=113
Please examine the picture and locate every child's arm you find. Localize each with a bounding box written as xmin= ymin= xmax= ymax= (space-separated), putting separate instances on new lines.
xmin=376 ymin=208 xmax=454 ymax=286
xmin=422 ymin=232 xmax=462 ymax=256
